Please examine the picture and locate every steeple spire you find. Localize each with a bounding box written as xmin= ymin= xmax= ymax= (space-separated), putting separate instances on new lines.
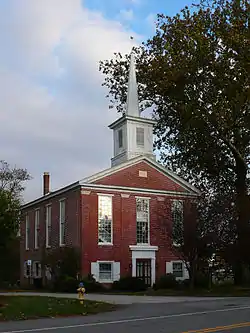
xmin=125 ymin=51 xmax=140 ymax=117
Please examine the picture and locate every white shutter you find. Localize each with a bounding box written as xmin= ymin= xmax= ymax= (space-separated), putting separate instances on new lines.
xmin=113 ymin=262 xmax=120 ymax=281
xmin=166 ymin=261 xmax=173 ymax=274
xmin=184 ymin=262 xmax=189 ymax=279
xmin=91 ymin=262 xmax=99 ymax=282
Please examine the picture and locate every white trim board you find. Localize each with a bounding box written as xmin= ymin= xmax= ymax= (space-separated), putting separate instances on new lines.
xmin=81 ymin=184 xmax=197 ymax=197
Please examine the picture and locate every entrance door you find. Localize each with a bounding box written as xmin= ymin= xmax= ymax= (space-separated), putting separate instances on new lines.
xmin=136 ymin=259 xmax=151 ymax=286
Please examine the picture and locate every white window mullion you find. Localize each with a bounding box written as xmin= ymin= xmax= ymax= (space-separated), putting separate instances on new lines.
xmin=98 ymin=195 xmax=113 ymax=245
xmin=136 ymin=198 xmax=150 ymax=245
xmin=171 ymin=200 xmax=184 ymax=246
xmin=25 ymin=214 xmax=30 ymax=250
xmin=59 ymin=200 xmax=66 ymax=246
xmin=34 ymin=209 xmax=40 ymax=249
xmin=46 ymin=205 xmax=52 ymax=248
xmin=171 ymin=200 xmax=184 ymax=227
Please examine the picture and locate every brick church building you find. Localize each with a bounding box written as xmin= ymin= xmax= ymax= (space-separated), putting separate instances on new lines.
xmin=20 ymin=52 xmax=200 ymax=287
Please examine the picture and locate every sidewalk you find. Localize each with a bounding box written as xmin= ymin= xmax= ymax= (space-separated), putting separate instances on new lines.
xmin=0 ymin=291 xmax=229 ymax=304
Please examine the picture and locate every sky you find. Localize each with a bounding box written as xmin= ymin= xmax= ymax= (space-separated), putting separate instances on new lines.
xmin=0 ymin=0 xmax=195 ymax=202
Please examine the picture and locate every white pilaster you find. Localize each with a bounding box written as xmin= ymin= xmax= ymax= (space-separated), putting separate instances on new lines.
xmin=151 ymin=257 xmax=156 ymax=285
xmin=132 ymin=258 xmax=136 ymax=277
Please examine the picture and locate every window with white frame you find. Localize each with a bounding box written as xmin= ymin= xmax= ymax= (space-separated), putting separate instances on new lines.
xmin=98 ymin=195 xmax=112 ymax=244
xmin=25 ymin=214 xmax=30 ymax=250
xmin=172 ymin=262 xmax=184 ymax=278
xmin=98 ymin=262 xmax=113 ymax=281
xmin=136 ymin=127 xmax=144 ymax=146
xmin=46 ymin=205 xmax=52 ymax=247
xmin=59 ymin=200 xmax=66 ymax=246
xmin=34 ymin=209 xmax=40 ymax=249
xmin=24 ymin=261 xmax=31 ymax=278
xmin=171 ymin=200 xmax=184 ymax=246
xmin=136 ymin=198 xmax=150 ymax=244
xmin=171 ymin=200 xmax=184 ymax=228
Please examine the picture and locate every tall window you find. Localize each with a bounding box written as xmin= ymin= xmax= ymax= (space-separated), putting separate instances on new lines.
xmin=98 ymin=195 xmax=112 ymax=244
xmin=25 ymin=214 xmax=30 ymax=250
xmin=46 ymin=205 xmax=52 ymax=248
xmin=171 ymin=200 xmax=184 ymax=246
xmin=118 ymin=129 xmax=123 ymax=148
xmin=171 ymin=200 xmax=184 ymax=228
xmin=34 ymin=209 xmax=40 ymax=249
xmin=136 ymin=198 xmax=150 ymax=244
xmin=136 ymin=127 xmax=144 ymax=146
xmin=59 ymin=200 xmax=66 ymax=246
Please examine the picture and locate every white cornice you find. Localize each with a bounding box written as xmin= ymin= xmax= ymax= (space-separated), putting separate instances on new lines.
xmin=108 ymin=114 xmax=156 ymax=130
xmin=81 ymin=183 xmax=198 ymax=197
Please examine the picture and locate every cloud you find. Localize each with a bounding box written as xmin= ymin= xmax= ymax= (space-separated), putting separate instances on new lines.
xmin=146 ymin=13 xmax=157 ymax=32
xmin=0 ymin=0 xmax=139 ymax=202
xmin=118 ymin=9 xmax=134 ymax=21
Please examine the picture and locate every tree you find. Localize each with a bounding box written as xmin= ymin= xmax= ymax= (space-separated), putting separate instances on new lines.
xmin=0 ymin=160 xmax=31 ymax=200
xmin=0 ymin=160 xmax=30 ymax=285
xmin=100 ymin=0 xmax=250 ymax=283
xmin=164 ymin=198 xmax=215 ymax=289
xmin=0 ymin=160 xmax=30 ymax=243
xmin=42 ymin=247 xmax=81 ymax=287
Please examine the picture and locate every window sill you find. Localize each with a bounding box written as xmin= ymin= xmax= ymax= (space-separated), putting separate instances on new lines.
xmin=98 ymin=243 xmax=113 ymax=246
xmin=46 ymin=245 xmax=51 ymax=249
xmin=59 ymin=243 xmax=65 ymax=247
xmin=98 ymin=279 xmax=113 ymax=284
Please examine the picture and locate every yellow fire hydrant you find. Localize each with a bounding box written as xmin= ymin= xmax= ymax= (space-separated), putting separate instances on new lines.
xmin=77 ymin=282 xmax=85 ymax=304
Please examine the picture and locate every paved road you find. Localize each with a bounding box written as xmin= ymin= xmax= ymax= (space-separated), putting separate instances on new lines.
xmin=0 ymin=293 xmax=250 ymax=332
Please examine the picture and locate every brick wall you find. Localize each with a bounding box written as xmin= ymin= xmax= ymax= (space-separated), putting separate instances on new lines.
xmin=20 ymin=159 xmax=197 ymax=285
xmin=93 ymin=161 xmax=186 ymax=192
xmin=81 ymin=190 xmax=187 ymax=279
xmin=20 ymin=187 xmax=81 ymax=286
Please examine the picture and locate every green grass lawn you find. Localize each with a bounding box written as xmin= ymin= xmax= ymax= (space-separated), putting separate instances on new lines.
xmin=0 ymin=296 xmax=117 ymax=321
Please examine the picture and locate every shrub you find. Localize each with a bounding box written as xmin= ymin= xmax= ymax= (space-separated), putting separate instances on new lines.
xmin=80 ymin=275 xmax=104 ymax=293
xmin=194 ymin=272 xmax=209 ymax=289
xmin=54 ymin=276 xmax=78 ymax=293
xmin=112 ymin=276 xmax=147 ymax=292
xmin=52 ymin=274 xmax=104 ymax=293
xmin=33 ymin=278 xmax=43 ymax=289
xmin=154 ymin=274 xmax=178 ymax=290
xmin=178 ymin=279 xmax=190 ymax=290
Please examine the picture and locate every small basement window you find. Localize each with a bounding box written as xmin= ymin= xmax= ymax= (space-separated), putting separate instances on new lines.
xmin=99 ymin=262 xmax=112 ymax=281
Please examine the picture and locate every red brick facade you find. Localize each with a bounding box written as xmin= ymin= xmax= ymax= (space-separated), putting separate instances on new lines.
xmin=20 ymin=158 xmax=198 ymax=287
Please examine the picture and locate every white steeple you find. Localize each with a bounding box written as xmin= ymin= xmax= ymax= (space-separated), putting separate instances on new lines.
xmin=125 ymin=51 xmax=140 ymax=117
xmin=108 ymin=50 xmax=156 ymax=167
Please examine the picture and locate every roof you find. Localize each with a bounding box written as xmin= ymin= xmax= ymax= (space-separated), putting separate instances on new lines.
xmin=22 ymin=155 xmax=200 ymax=209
